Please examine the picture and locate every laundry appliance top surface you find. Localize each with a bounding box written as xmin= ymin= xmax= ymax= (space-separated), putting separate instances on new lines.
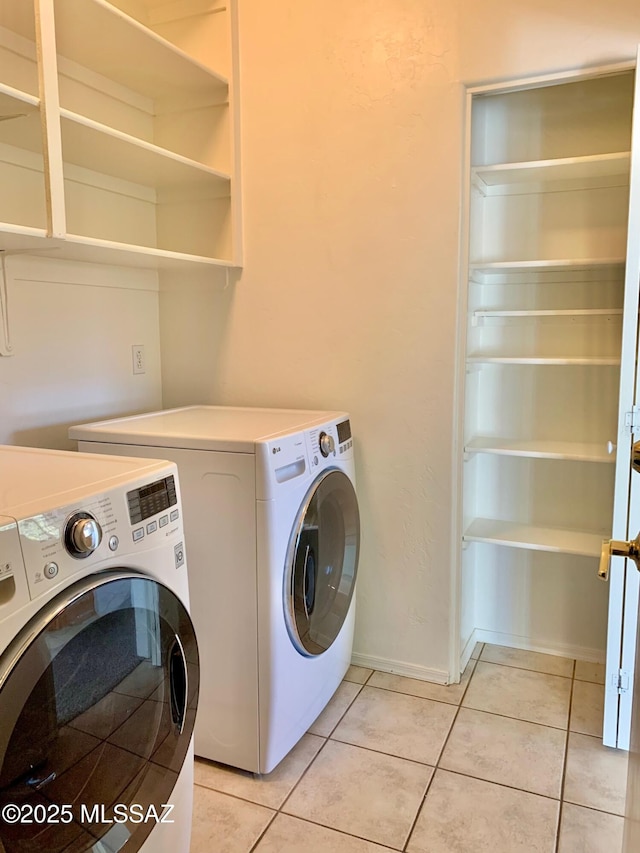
xmin=68 ymin=405 xmax=348 ymax=454
xmin=0 ymin=445 xmax=172 ymax=518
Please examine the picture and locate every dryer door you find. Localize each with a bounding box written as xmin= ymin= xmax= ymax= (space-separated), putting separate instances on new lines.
xmin=0 ymin=571 xmax=198 ymax=853
xmin=285 ymin=469 xmax=360 ymax=656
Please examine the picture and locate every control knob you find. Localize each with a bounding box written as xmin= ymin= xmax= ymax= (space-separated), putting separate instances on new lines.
xmin=319 ymin=431 xmax=335 ymax=458
xmin=65 ymin=512 xmax=102 ymax=558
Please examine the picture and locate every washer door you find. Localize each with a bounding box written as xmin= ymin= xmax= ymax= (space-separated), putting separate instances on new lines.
xmin=285 ymin=469 xmax=360 ymax=656
xmin=0 ymin=571 xmax=198 ymax=853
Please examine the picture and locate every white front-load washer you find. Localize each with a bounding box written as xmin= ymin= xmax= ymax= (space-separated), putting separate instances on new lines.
xmin=0 ymin=445 xmax=199 ymax=853
xmin=69 ymin=406 xmax=360 ymax=773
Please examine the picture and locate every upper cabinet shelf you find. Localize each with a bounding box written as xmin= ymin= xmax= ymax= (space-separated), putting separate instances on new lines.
xmin=472 ymin=151 xmax=631 ymax=196
xmin=0 ymin=0 xmax=242 ymax=270
xmin=53 ymin=0 xmax=228 ymax=106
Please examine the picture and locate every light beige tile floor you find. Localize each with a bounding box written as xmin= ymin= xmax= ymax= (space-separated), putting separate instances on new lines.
xmin=190 ymin=643 xmax=628 ymax=852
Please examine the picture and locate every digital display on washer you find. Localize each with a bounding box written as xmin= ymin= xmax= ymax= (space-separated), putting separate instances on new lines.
xmin=336 ymin=419 xmax=352 ymax=445
xmin=127 ymin=475 xmax=177 ymax=525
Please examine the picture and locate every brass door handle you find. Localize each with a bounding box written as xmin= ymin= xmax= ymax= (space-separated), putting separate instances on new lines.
xmin=599 ymin=535 xmax=640 ymax=581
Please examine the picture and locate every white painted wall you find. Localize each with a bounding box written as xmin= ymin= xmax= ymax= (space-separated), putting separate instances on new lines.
xmin=159 ymin=0 xmax=640 ymax=681
xmin=0 ymin=0 xmax=634 ymax=681
xmin=0 ymin=255 xmax=162 ymax=450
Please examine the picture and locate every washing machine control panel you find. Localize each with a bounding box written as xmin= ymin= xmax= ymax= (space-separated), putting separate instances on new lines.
xmin=307 ymin=420 xmax=353 ymax=470
xmin=258 ymin=417 xmax=354 ymax=499
xmin=15 ymin=473 xmax=183 ymax=601
xmin=126 ymin=474 xmax=177 ymax=525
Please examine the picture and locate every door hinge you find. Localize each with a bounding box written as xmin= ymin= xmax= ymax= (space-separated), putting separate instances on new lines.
xmin=614 ymin=669 xmax=630 ymax=694
xmin=625 ymin=407 xmax=640 ymax=435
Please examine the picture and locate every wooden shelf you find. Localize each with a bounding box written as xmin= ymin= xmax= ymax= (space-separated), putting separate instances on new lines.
xmin=53 ymin=0 xmax=228 ymax=107
xmin=470 ymin=258 xmax=625 ymax=284
xmin=0 ymin=86 xmax=39 ymax=114
xmin=0 ymin=225 xmax=49 ymax=250
xmin=61 ymin=235 xmax=236 ymax=269
xmin=0 ymin=229 xmax=235 ymax=269
xmin=471 ymin=308 xmax=622 ymax=326
xmin=472 ymin=151 xmax=631 ymax=196
xmin=60 ymin=111 xmax=230 ymax=191
xmin=463 ymin=518 xmax=606 ymax=558
xmin=0 ymin=88 xmax=41 ymax=151
xmin=472 ymin=308 xmax=622 ymax=322
xmin=467 ymin=354 xmax=621 ymax=366
xmin=464 ymin=437 xmax=615 ymax=463
xmin=0 ymin=0 xmax=242 ymax=270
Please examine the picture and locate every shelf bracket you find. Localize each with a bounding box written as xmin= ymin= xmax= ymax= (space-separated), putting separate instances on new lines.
xmin=0 ymin=254 xmax=13 ymax=357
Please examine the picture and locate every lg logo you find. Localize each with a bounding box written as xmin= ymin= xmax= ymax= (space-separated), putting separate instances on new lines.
xmin=272 ymin=446 xmax=281 ymax=454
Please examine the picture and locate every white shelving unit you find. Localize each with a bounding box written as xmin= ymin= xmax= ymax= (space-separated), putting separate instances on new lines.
xmin=463 ymin=519 xmax=606 ymax=558
xmin=0 ymin=0 xmax=241 ymax=268
xmin=472 ymin=152 xmax=631 ymax=195
xmin=464 ymin=437 xmax=615 ymax=463
xmin=458 ymin=69 xmax=635 ymax=667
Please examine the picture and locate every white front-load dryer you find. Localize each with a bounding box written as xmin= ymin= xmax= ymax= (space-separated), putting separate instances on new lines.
xmin=69 ymin=406 xmax=360 ymax=774
xmin=0 ymin=446 xmax=199 ymax=853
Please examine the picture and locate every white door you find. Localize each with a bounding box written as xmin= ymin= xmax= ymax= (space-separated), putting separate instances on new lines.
xmin=604 ymin=48 xmax=640 ymax=750
xmin=623 ymin=604 xmax=640 ymax=849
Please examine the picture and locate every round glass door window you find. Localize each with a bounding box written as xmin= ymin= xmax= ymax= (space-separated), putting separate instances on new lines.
xmin=285 ymin=469 xmax=360 ymax=656
xmin=0 ymin=572 xmax=198 ymax=853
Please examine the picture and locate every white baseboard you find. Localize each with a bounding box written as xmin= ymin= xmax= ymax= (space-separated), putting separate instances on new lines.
xmin=350 ymin=651 xmax=449 ymax=685
xmin=460 ymin=630 xmax=481 ymax=672
xmin=352 ymin=631 xmax=606 ymax=689
xmin=471 ymin=628 xmax=606 ymax=665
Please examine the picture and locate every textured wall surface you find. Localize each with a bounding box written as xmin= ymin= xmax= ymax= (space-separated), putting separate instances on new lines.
xmin=163 ymin=0 xmax=640 ymax=678
xmin=0 ymin=256 xmax=162 ymax=450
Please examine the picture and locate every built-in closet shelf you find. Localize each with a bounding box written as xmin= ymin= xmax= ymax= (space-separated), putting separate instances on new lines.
xmin=472 ymin=308 xmax=623 ymax=324
xmin=466 ymin=355 xmax=621 ymax=366
xmin=61 ymin=235 xmax=236 ymax=269
xmin=464 ymin=437 xmax=615 ymax=463
xmin=0 ymin=229 xmax=235 ymax=269
xmin=0 ymin=87 xmax=39 ymax=120
xmin=463 ymin=518 xmax=606 ymax=558
xmin=0 ymin=0 xmax=242 ymax=270
xmin=60 ymin=111 xmax=231 ymax=190
xmin=0 ymin=88 xmax=41 ymax=164
xmin=54 ymin=0 xmax=229 ymax=103
xmin=472 ymin=151 xmax=631 ymax=196
xmin=470 ymin=258 xmax=626 ymax=284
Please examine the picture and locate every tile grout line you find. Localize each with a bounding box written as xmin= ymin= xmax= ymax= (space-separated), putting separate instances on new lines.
xmin=402 ymin=646 xmax=483 ymax=852
xmin=554 ymin=657 xmax=576 ymax=853
xmin=476 ymin=656 xmax=575 ymax=680
xmin=198 ymin=650 xmax=602 ymax=851
xmin=247 ymin=668 xmax=376 ymax=852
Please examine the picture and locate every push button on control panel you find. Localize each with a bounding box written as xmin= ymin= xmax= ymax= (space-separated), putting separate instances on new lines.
xmin=44 ymin=562 xmax=59 ymax=580
xmin=133 ymin=527 xmax=144 ymax=542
